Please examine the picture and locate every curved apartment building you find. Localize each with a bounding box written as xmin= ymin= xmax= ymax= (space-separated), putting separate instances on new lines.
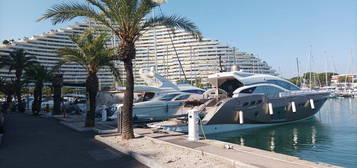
xmin=0 ymin=20 xmax=277 ymax=86
xmin=0 ymin=21 xmax=114 ymax=87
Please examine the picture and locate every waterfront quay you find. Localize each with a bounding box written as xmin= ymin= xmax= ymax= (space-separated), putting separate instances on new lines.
xmin=0 ymin=112 xmax=147 ymax=168
xmin=0 ymin=110 xmax=341 ymax=168
xmin=96 ymin=128 xmax=341 ymax=168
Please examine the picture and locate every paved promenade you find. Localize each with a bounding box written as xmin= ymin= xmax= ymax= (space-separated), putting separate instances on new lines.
xmin=0 ymin=112 xmax=147 ymax=168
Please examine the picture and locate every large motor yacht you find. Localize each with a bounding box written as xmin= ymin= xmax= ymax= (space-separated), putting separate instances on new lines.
xmin=148 ymin=66 xmax=330 ymax=134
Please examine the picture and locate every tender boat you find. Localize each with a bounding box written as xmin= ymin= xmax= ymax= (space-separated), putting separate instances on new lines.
xmin=148 ymin=66 xmax=330 ymax=134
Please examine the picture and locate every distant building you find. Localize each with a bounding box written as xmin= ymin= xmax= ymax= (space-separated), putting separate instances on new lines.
xmin=331 ymin=74 xmax=357 ymax=88
xmin=0 ymin=20 xmax=277 ymax=87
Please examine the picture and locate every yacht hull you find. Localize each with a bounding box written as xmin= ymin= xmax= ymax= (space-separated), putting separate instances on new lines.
xmin=148 ymin=92 xmax=329 ymax=135
xmin=149 ymin=116 xmax=316 ymax=135
xmin=205 ymin=92 xmax=329 ymax=125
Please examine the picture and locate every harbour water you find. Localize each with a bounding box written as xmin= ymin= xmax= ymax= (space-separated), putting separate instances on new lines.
xmin=209 ymin=98 xmax=357 ymax=168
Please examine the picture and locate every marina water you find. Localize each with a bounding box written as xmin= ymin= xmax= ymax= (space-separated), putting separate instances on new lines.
xmin=209 ymin=98 xmax=357 ymax=168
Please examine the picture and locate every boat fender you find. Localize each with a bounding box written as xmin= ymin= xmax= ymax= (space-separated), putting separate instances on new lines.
xmin=310 ymin=99 xmax=315 ymax=109
xmin=239 ymin=111 xmax=244 ymax=124
xmin=268 ymin=103 xmax=273 ymax=115
xmin=291 ymin=101 xmax=296 ymax=112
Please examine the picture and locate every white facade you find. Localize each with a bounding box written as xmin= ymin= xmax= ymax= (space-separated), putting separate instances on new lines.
xmin=0 ymin=21 xmax=114 ymax=87
xmin=0 ymin=20 xmax=277 ymax=86
xmin=132 ymin=25 xmax=277 ymax=84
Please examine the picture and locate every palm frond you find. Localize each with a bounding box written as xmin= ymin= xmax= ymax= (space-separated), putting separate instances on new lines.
xmin=37 ymin=2 xmax=116 ymax=32
xmin=57 ymin=48 xmax=89 ymax=71
xmin=57 ymin=29 xmax=117 ymax=75
xmin=24 ymin=65 xmax=53 ymax=83
xmin=135 ymin=0 xmax=156 ymax=22
xmin=1 ymin=49 xmax=39 ymax=73
xmin=108 ymin=61 xmax=123 ymax=85
xmin=141 ymin=15 xmax=202 ymax=40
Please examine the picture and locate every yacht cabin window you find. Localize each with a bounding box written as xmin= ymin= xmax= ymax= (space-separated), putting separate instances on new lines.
xmin=240 ymin=86 xmax=284 ymax=98
xmin=181 ymin=89 xmax=205 ymax=94
xmin=174 ymin=94 xmax=191 ymax=101
xmin=159 ymin=94 xmax=180 ymax=101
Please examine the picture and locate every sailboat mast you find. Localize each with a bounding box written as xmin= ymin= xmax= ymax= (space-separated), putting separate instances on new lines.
xmin=296 ymin=57 xmax=301 ymax=86
xmin=151 ymin=8 xmax=158 ymax=73
xmin=325 ymin=54 xmax=328 ymax=87
xmin=309 ymin=45 xmax=312 ymax=89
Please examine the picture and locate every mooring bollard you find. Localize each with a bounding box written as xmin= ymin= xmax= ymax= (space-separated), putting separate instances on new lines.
xmin=117 ymin=105 xmax=123 ymax=133
xmin=188 ymin=109 xmax=199 ymax=141
xmin=101 ymin=108 xmax=107 ymax=121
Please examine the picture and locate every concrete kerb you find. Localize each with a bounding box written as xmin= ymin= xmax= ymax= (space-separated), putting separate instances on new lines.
xmin=202 ymin=139 xmax=341 ymax=168
xmin=0 ymin=133 xmax=3 ymax=145
xmin=96 ymin=129 xmax=341 ymax=168
xmin=0 ymin=113 xmax=4 ymax=146
xmin=94 ymin=135 xmax=166 ymax=168
xmin=93 ymin=128 xmax=117 ymax=134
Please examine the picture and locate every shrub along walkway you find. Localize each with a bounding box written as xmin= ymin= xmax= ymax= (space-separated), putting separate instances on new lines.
xmin=0 ymin=112 xmax=147 ymax=168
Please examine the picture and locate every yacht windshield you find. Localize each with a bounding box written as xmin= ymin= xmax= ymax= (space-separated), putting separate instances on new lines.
xmin=266 ymin=80 xmax=300 ymax=91
xmin=219 ymin=79 xmax=244 ymax=97
xmin=250 ymin=80 xmax=300 ymax=91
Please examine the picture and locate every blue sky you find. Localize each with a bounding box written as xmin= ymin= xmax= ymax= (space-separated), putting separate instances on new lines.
xmin=0 ymin=0 xmax=356 ymax=77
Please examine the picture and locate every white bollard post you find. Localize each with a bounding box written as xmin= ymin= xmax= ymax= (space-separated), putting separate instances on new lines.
xmin=239 ymin=111 xmax=244 ymax=124
xmin=291 ymin=101 xmax=296 ymax=112
xmin=188 ymin=109 xmax=199 ymax=141
xmin=310 ymin=99 xmax=315 ymax=109
xmin=102 ymin=108 xmax=107 ymax=121
xmin=268 ymin=103 xmax=273 ymax=115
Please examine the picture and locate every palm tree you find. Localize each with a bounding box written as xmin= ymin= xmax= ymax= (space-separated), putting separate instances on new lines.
xmin=38 ymin=0 xmax=201 ymax=139
xmin=0 ymin=78 xmax=17 ymax=113
xmin=56 ymin=29 xmax=117 ymax=127
xmin=0 ymin=49 xmax=38 ymax=112
xmin=25 ymin=65 xmax=53 ymax=115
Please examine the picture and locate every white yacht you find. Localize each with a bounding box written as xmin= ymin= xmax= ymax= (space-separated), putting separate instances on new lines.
xmin=148 ymin=66 xmax=330 ymax=134
xmin=96 ymin=68 xmax=204 ymax=107
xmin=99 ymin=68 xmax=204 ymax=120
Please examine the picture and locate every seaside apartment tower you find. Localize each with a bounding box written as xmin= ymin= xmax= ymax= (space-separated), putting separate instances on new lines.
xmin=0 ymin=20 xmax=277 ymax=87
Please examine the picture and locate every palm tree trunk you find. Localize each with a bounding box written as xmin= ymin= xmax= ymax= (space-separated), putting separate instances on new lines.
xmin=15 ymin=85 xmax=22 ymax=112
xmin=52 ymin=74 xmax=63 ymax=115
xmin=84 ymin=72 xmax=98 ymax=127
xmin=121 ymin=59 xmax=135 ymax=139
xmin=32 ymin=83 xmax=43 ymax=115
xmin=15 ymin=71 xmax=23 ymax=112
